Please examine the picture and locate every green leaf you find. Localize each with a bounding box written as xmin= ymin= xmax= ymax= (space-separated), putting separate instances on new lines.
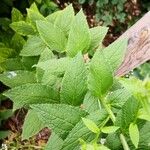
xmin=101 ymin=126 xmax=119 ymax=133
xmin=60 ymin=53 xmax=87 ymax=106
xmin=20 ymin=36 xmax=47 ymax=56
xmin=22 ymin=109 xmax=45 ymax=140
xmin=61 ymin=110 xmax=108 ymax=150
xmin=138 ymin=109 xmax=150 ymax=121
xmin=83 ymin=91 xmax=100 ymax=113
xmin=45 ymin=132 xmax=63 ymax=150
xmin=0 ymin=70 xmax=36 ymax=88
xmin=88 ymin=50 xmax=113 ymax=97
xmin=31 ymin=104 xmax=87 ymax=139
xmin=88 ymin=26 xmax=108 ymax=51
xmin=107 ymin=88 xmax=131 ymax=109
xmin=36 ymin=57 xmax=71 ymax=76
xmin=0 ymin=47 xmax=15 ymax=63
xmin=11 ymin=33 xmax=25 ymax=51
xmin=129 ymin=123 xmax=139 ymax=148
xmin=22 ymin=56 xmax=39 ymax=71
xmin=27 ymin=3 xmax=45 ymax=26
xmin=119 ymin=77 xmax=148 ymax=99
xmin=81 ymin=144 xmax=110 ymax=150
xmin=54 ymin=4 xmax=74 ymax=34
xmin=106 ymin=132 xmax=122 ymax=150
xmin=115 ymin=97 xmax=139 ymax=131
xmin=36 ymin=20 xmax=67 ymax=52
xmin=139 ymin=122 xmax=150 ymax=149
xmin=36 ymin=47 xmax=54 ymax=82
xmin=11 ymin=8 xmax=23 ymax=22
xmin=66 ymin=10 xmax=91 ymax=57
xmin=10 ymin=21 xmax=35 ymax=36
xmin=101 ymin=38 xmax=127 ymax=72
xmin=4 ymin=83 xmax=59 ymax=110
xmin=0 ymin=110 xmax=12 ymax=121
xmin=0 ymin=131 xmax=9 ymax=139
xmin=46 ymin=11 xmax=61 ymax=23
xmin=0 ymin=58 xmax=25 ymax=71
xmin=82 ymin=118 xmax=100 ymax=133
xmin=41 ymin=72 xmax=56 ymax=84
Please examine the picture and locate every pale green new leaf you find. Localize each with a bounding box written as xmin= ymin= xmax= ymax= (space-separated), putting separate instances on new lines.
xmin=101 ymin=126 xmax=119 ymax=133
xmin=119 ymin=77 xmax=148 ymax=98
xmin=60 ymin=53 xmax=87 ymax=106
xmin=31 ymin=104 xmax=87 ymax=139
xmin=82 ymin=118 xmax=100 ymax=133
xmin=88 ymin=50 xmax=113 ymax=97
xmin=45 ymin=132 xmax=63 ymax=150
xmin=129 ymin=123 xmax=139 ymax=148
xmin=101 ymin=38 xmax=127 ymax=72
xmin=22 ymin=110 xmax=45 ymax=140
xmin=55 ymin=4 xmax=74 ymax=34
xmin=20 ymin=36 xmax=46 ymax=56
xmin=61 ymin=110 xmax=108 ymax=150
xmin=4 ymin=83 xmax=59 ymax=110
xmin=66 ymin=10 xmax=91 ymax=57
xmin=10 ymin=21 xmax=35 ymax=36
xmin=11 ymin=8 xmax=24 ymax=22
xmin=36 ymin=20 xmax=67 ymax=52
xmin=0 ymin=70 xmax=36 ymax=88
xmin=88 ymin=26 xmax=108 ymax=51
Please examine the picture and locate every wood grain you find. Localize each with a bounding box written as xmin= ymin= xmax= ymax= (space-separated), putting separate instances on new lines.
xmin=116 ymin=11 xmax=150 ymax=76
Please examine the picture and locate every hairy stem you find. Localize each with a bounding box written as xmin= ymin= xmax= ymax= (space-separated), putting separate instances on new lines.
xmin=100 ymin=97 xmax=130 ymax=150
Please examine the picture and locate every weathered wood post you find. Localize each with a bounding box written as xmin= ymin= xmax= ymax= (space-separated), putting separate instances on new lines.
xmin=116 ymin=11 xmax=150 ymax=76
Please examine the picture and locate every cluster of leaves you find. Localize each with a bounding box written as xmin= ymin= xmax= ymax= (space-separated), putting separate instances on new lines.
xmin=78 ymin=0 xmax=127 ymax=26
xmin=0 ymin=3 xmax=150 ymax=150
xmin=29 ymin=0 xmax=59 ymax=16
xmin=0 ymin=0 xmax=58 ymax=17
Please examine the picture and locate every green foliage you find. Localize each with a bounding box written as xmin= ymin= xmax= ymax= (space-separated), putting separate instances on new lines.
xmin=1 ymin=4 xmax=150 ymax=150
xmin=66 ymin=10 xmax=91 ymax=57
xmin=79 ymin=0 xmax=127 ymax=26
xmin=60 ymin=53 xmax=87 ymax=106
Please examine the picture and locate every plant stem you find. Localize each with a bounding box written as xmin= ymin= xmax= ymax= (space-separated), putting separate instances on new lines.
xmin=120 ymin=134 xmax=130 ymax=150
xmin=100 ymin=97 xmax=116 ymax=123
xmin=99 ymin=97 xmax=130 ymax=150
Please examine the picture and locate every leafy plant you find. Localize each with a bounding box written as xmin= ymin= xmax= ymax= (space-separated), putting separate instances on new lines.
xmin=1 ymin=3 xmax=150 ymax=150
xmin=78 ymin=0 xmax=127 ymax=26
